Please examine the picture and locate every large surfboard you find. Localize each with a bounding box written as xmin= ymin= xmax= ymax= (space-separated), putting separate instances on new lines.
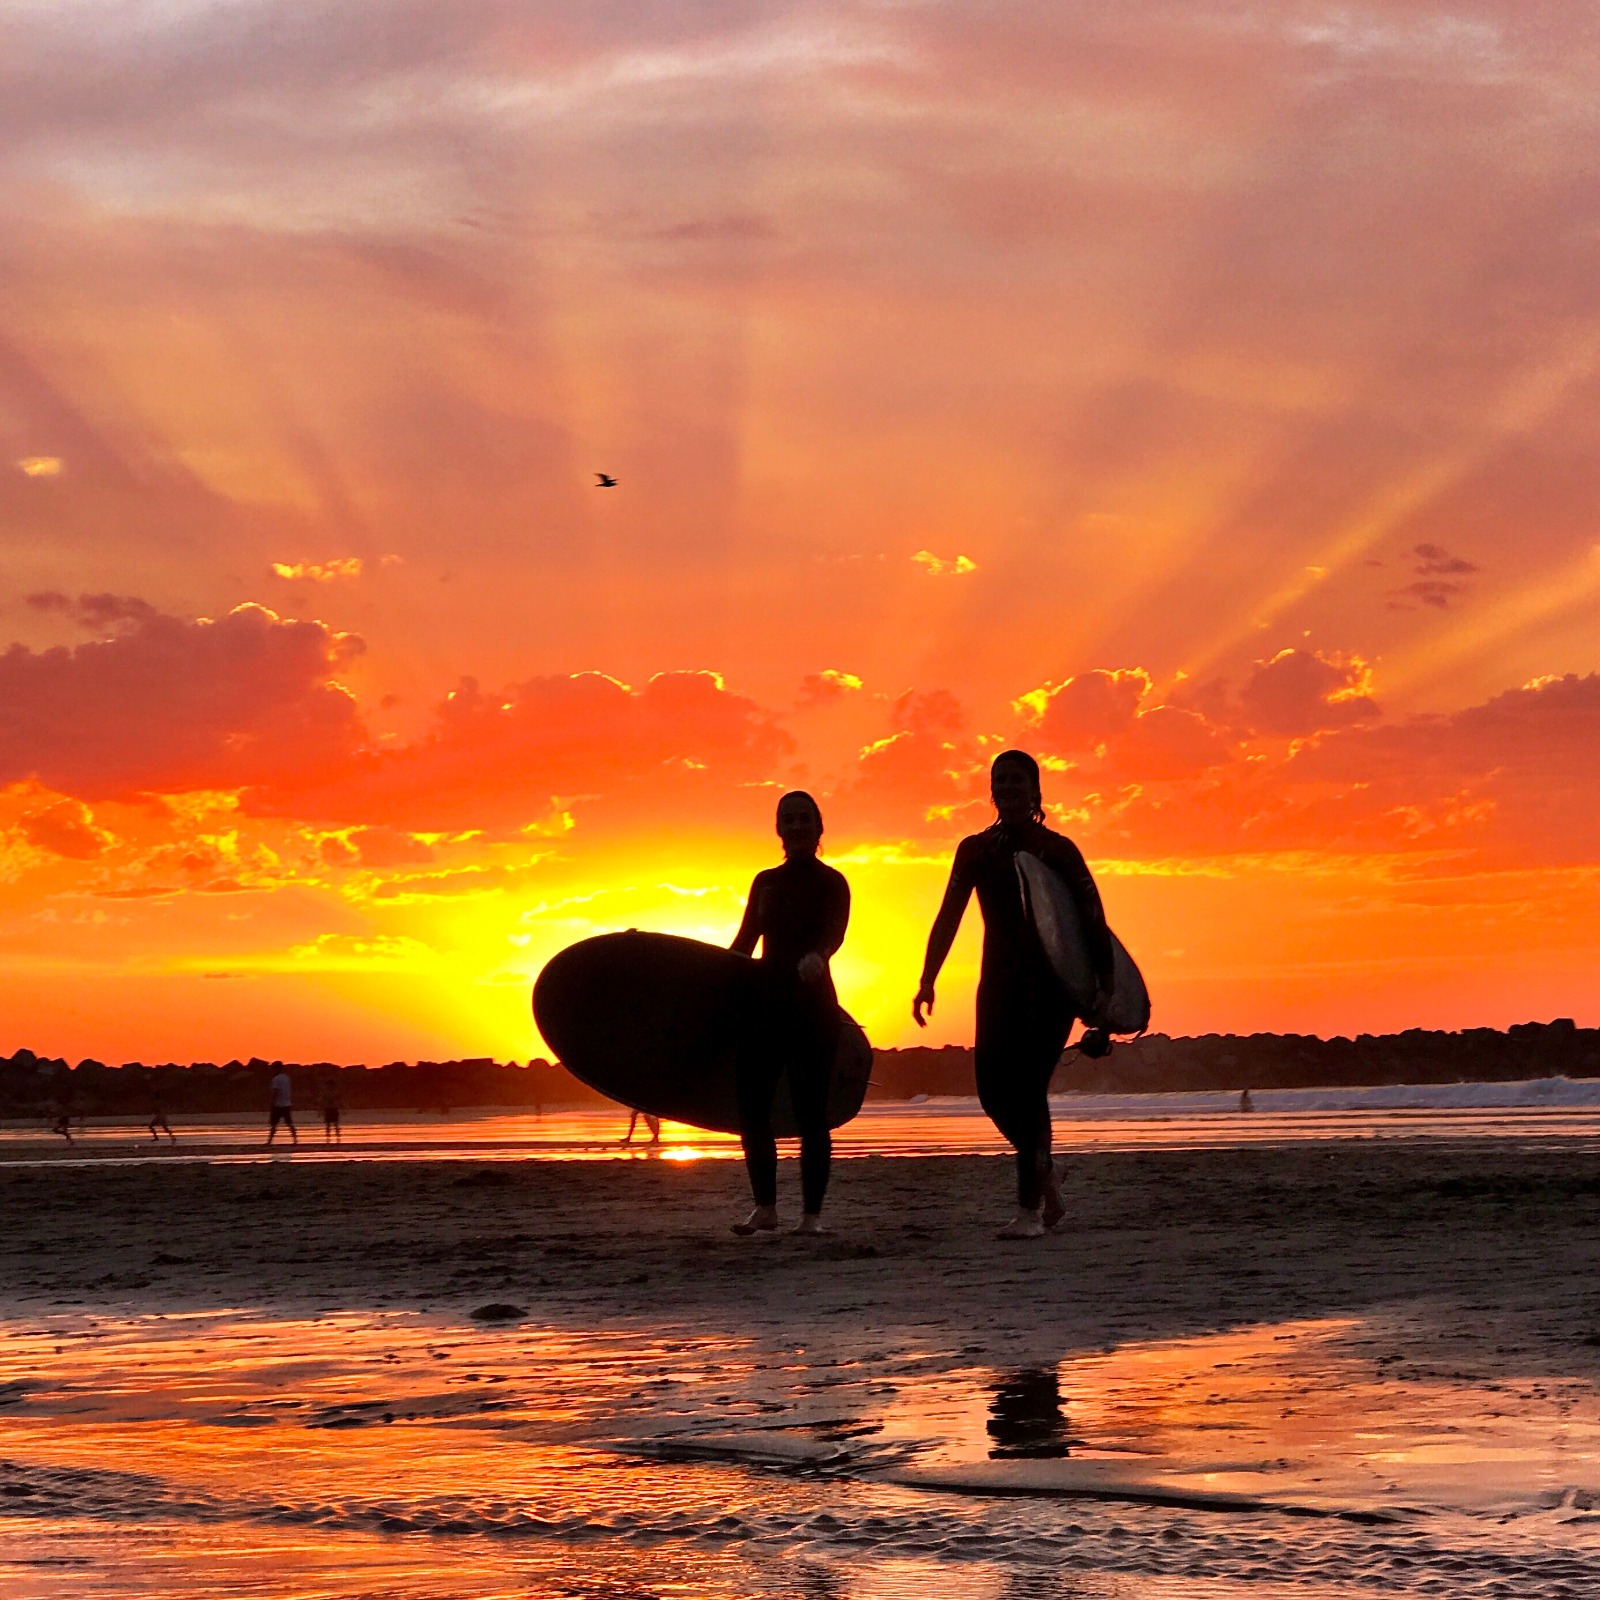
xmin=532 ymin=931 xmax=873 ymax=1137
xmin=1015 ymin=852 xmax=1151 ymax=1035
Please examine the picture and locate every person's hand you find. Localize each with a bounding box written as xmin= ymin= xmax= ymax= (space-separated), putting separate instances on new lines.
xmin=797 ymin=952 xmax=825 ymax=984
xmin=913 ymin=982 xmax=936 ymax=1027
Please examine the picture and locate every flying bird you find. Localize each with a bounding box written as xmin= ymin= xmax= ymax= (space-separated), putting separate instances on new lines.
xmin=595 ymin=473 xmax=617 ymax=488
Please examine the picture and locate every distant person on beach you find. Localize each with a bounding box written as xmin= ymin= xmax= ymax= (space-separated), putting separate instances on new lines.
xmin=1239 ymin=1088 xmax=1254 ymax=1113
xmin=146 ymin=1081 xmax=175 ymax=1143
xmin=320 ymin=1074 xmax=342 ymax=1145
xmin=915 ymin=750 xmax=1112 ymax=1239
xmin=50 ymin=1087 xmax=74 ymax=1145
xmin=266 ymin=1067 xmax=298 ymax=1147
xmin=622 ymin=1110 xmax=661 ymax=1146
xmin=729 ymin=790 xmax=850 ymax=1237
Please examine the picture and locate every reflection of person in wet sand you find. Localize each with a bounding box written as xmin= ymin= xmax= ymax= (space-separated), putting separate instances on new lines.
xmin=987 ymin=1366 xmax=1073 ymax=1458
xmin=320 ymin=1074 xmax=343 ymax=1145
xmin=266 ymin=1066 xmax=298 ymax=1147
xmin=729 ymin=791 xmax=850 ymax=1237
xmin=916 ymin=750 xmax=1113 ymax=1239
xmin=622 ymin=1110 xmax=661 ymax=1146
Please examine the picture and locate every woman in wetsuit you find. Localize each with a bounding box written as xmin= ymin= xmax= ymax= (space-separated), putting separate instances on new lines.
xmin=914 ymin=751 xmax=1112 ymax=1238
xmin=729 ymin=791 xmax=851 ymax=1237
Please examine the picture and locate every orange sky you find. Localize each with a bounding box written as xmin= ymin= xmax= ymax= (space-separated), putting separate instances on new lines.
xmin=3 ymin=2 xmax=1599 ymax=1063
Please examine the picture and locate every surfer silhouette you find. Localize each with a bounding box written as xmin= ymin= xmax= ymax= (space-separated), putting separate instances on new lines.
xmin=915 ymin=750 xmax=1112 ymax=1239
xmin=728 ymin=791 xmax=850 ymax=1236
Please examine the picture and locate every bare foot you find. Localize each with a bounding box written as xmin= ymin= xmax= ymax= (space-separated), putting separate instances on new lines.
xmin=996 ymin=1209 xmax=1045 ymax=1240
xmin=790 ymin=1214 xmax=827 ymax=1235
xmin=731 ymin=1206 xmax=779 ymax=1236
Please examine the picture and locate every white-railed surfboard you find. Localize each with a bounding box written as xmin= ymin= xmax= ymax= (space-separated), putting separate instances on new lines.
xmin=1015 ymin=851 xmax=1151 ymax=1035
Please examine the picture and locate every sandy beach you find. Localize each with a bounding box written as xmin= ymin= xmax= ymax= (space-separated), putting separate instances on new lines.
xmin=3 ymin=1141 xmax=1599 ymax=1598
xmin=0 ymin=1142 xmax=1595 ymax=1366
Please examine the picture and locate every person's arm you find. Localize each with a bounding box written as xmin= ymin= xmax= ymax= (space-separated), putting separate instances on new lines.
xmin=798 ymin=872 xmax=850 ymax=983
xmin=1037 ymin=831 xmax=1114 ymax=995
xmin=914 ymin=841 xmax=976 ymax=1025
xmin=816 ymin=872 xmax=851 ymax=959
xmin=729 ymin=874 xmax=764 ymax=957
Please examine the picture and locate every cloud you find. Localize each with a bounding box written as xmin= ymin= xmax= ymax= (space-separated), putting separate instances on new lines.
xmin=849 ymin=689 xmax=980 ymax=827
xmin=349 ymin=825 xmax=436 ymax=867
xmin=17 ymin=797 xmax=113 ymax=859
xmin=0 ymin=601 xmax=366 ymax=799
xmin=255 ymin=668 xmax=793 ymax=829
xmin=16 ymin=456 xmax=61 ymax=477
xmin=911 ymin=551 xmax=977 ymax=577
xmin=1108 ymin=704 xmax=1234 ymax=781
xmin=1016 ymin=668 xmax=1232 ymax=782
xmin=1413 ymin=542 xmax=1479 ymax=577
xmin=1235 ymin=649 xmax=1378 ymax=737
xmin=316 ymin=827 xmax=435 ymax=869
xmin=270 ymin=557 xmax=364 ymax=582
xmin=1060 ymin=669 xmax=1600 ymax=868
xmin=1389 ymin=542 xmax=1480 ymax=609
xmin=26 ymin=592 xmax=161 ymax=630
xmin=798 ymin=668 xmax=864 ymax=706
xmin=1018 ymin=668 xmax=1152 ymax=752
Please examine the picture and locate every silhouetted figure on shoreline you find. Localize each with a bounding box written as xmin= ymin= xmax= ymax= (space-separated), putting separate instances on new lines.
xmin=729 ymin=791 xmax=850 ymax=1237
xmin=146 ymin=1082 xmax=175 ymax=1143
xmin=266 ymin=1067 xmax=298 ymax=1147
xmin=916 ymin=750 xmax=1113 ymax=1239
xmin=622 ymin=1110 xmax=660 ymax=1145
xmin=1239 ymin=1087 xmax=1254 ymax=1113
xmin=319 ymin=1073 xmax=342 ymax=1145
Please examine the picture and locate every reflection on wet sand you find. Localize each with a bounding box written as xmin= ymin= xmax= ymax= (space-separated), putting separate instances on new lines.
xmin=2 ymin=1310 xmax=1597 ymax=1598
xmin=986 ymin=1368 xmax=1075 ymax=1460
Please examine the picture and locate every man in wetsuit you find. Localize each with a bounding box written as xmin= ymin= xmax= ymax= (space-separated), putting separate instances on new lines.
xmin=729 ymin=791 xmax=850 ymax=1236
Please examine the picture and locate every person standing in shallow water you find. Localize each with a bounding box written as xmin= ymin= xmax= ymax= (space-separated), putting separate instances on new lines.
xmin=915 ymin=750 xmax=1113 ymax=1239
xmin=266 ymin=1065 xmax=298 ymax=1147
xmin=729 ymin=791 xmax=850 ymax=1237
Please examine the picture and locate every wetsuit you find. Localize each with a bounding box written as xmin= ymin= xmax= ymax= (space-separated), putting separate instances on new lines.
xmin=730 ymin=855 xmax=850 ymax=1214
xmin=941 ymin=824 xmax=1111 ymax=1208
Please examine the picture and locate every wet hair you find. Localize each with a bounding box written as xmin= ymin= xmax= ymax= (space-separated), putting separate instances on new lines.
xmin=776 ymin=789 xmax=824 ymax=831
xmin=989 ymin=749 xmax=1045 ymax=824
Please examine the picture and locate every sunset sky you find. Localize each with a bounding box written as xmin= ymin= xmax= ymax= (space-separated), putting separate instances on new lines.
xmin=4 ymin=1 xmax=1599 ymax=1064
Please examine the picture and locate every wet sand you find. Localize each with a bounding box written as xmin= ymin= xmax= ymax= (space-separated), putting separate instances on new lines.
xmin=3 ymin=1143 xmax=1600 ymax=1597
xmin=1 ymin=1142 xmax=1596 ymax=1376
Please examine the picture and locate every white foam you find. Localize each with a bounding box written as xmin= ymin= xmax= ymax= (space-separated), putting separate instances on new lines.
xmin=1047 ymin=1076 xmax=1600 ymax=1118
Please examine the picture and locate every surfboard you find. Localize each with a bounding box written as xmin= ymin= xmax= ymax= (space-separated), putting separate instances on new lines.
xmin=531 ymin=930 xmax=873 ymax=1137
xmin=1015 ymin=851 xmax=1151 ymax=1035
